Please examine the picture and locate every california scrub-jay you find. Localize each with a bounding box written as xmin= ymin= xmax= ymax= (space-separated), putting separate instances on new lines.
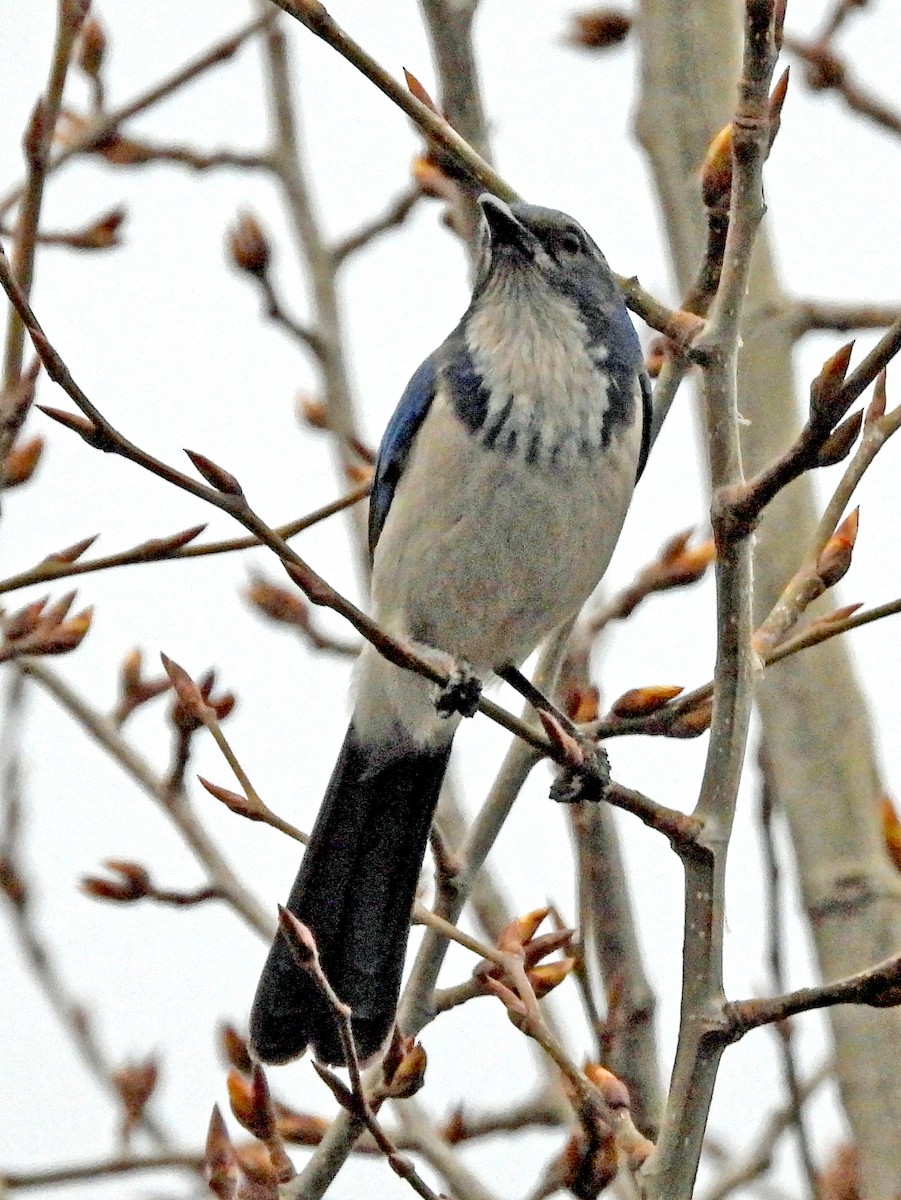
xmin=250 ymin=195 xmax=651 ymax=1066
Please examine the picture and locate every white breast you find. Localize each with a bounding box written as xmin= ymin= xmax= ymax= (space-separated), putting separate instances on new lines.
xmin=354 ymin=393 xmax=642 ymax=748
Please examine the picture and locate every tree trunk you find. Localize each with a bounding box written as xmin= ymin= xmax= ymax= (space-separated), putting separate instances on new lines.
xmin=636 ymin=3 xmax=901 ymax=1196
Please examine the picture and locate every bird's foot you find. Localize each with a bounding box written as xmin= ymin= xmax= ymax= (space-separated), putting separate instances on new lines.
xmin=550 ymin=738 xmax=611 ymax=804
xmin=433 ymin=660 xmax=482 ymax=719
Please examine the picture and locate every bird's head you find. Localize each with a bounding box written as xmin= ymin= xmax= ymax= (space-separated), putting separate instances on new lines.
xmin=470 ymin=194 xmax=642 ymax=380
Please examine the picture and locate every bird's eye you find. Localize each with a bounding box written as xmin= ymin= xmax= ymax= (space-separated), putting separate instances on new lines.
xmin=560 ymin=229 xmax=583 ymax=255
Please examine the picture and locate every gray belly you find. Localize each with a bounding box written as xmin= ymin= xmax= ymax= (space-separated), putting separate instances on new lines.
xmin=355 ymin=399 xmax=640 ymax=747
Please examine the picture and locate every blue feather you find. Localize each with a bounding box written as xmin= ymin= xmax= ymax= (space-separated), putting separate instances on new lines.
xmin=368 ymin=351 xmax=439 ymax=559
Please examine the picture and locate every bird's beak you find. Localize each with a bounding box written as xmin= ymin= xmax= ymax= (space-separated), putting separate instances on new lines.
xmin=478 ymin=194 xmax=535 ymax=257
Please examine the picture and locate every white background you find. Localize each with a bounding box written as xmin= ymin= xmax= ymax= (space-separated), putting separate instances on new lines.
xmin=2 ymin=2 xmax=900 ymax=1198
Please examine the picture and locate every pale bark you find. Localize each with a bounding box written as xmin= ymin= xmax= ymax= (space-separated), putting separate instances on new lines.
xmin=636 ymin=3 xmax=901 ymax=1196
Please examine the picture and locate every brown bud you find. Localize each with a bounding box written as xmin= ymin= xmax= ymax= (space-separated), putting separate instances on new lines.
xmin=161 ymin=652 xmax=216 ymax=728
xmin=228 ymin=211 xmax=271 ymax=277
xmin=815 ymin=410 xmax=863 ymax=468
xmin=82 ymin=859 xmax=151 ymax=902
xmin=227 ymin=1066 xmax=276 ymax=1141
xmin=565 ymin=683 xmax=600 ymax=724
xmin=403 ymin=68 xmax=441 ymax=116
xmin=584 ymin=1062 xmax=631 ymax=1109
xmin=804 ymin=45 xmax=845 ymax=92
xmin=70 ymin=205 xmax=126 ymax=250
xmin=567 ymin=8 xmax=632 ymax=50
xmin=219 ymin=1023 xmax=253 ymax=1073
xmin=138 ymin=524 xmax=207 ymax=558
xmin=78 ymin=17 xmax=106 ymax=79
xmin=810 ymin=342 xmax=855 ymax=428
xmin=23 ymin=100 xmax=50 ymax=168
xmin=645 ymin=336 xmax=669 ymax=377
xmin=768 ymin=68 xmax=790 ymax=149
xmin=668 ymin=695 xmax=713 ymax=738
xmin=37 ymin=606 xmax=93 ymax=654
xmin=276 ymin=1110 xmax=330 ymax=1145
xmin=3 ymin=598 xmax=46 ymax=641
xmin=234 ymin=1141 xmax=278 ymax=1185
xmin=383 ymin=1036 xmax=427 ymax=1099
xmin=521 ymin=926 xmax=575 ymax=968
xmin=701 ymin=123 xmax=733 ymax=210
xmin=91 ymin=130 xmax=157 ymax=166
xmin=42 ymin=534 xmax=98 ymax=564
xmin=41 ymin=590 xmax=76 ymax=628
xmin=610 ymin=684 xmax=684 ymax=718
xmin=184 ymin=450 xmax=245 ymax=498
xmin=817 ymin=509 xmax=859 ymax=589
xmin=277 ymin=906 xmax=319 ymax=968
xmin=297 ymin=393 xmax=330 ymax=430
xmin=865 ymin=369 xmax=887 ymax=425
xmin=410 ymin=154 xmax=451 ymax=199
xmin=205 ymin=1105 xmax=239 ymax=1200
xmin=3 ymin=436 xmax=44 ymax=487
xmin=160 ymin=652 xmax=211 ymax=715
xmin=663 ymin=538 xmax=716 ymax=585
xmin=527 ymin=957 xmax=576 ymax=999
xmin=558 ymin=1128 xmax=618 ymax=1200
xmin=37 ymin=404 xmax=109 ymax=448
xmin=442 ymin=1107 xmax=467 ymax=1144
xmin=0 ymin=855 xmax=28 ymax=910
xmin=497 ymin=907 xmax=550 ymax=953
xmin=879 ymin=796 xmax=901 ymax=874
xmin=113 ymin=1056 xmax=159 ymax=1132
xmin=198 ymin=776 xmax=262 ymax=822
xmin=246 ymin=579 xmax=309 ymax=630
xmin=344 ymin=461 xmax=373 ymax=486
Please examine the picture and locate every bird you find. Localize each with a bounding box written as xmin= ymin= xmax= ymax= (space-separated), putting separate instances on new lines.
xmin=249 ymin=194 xmax=651 ymax=1066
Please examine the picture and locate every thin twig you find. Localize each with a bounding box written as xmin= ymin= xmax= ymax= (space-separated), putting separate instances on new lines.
xmin=0 ymin=12 xmax=278 ymax=220
xmin=725 ymin=953 xmax=901 ymax=1033
xmin=16 ymin=658 xmax=273 ymax=939
xmin=2 ymin=1152 xmax=204 ymax=1191
xmin=331 ymin=186 xmax=421 ymax=267
xmin=267 ymin=0 xmax=513 ymax=202
xmin=644 ymin=6 xmax=779 ymax=1196
xmin=0 ymin=483 xmax=370 ymax=596
xmin=758 ymin=761 xmax=822 ymax=1197
xmin=1 ymin=676 xmax=171 ymax=1146
xmin=697 ymin=1062 xmax=832 ymax=1200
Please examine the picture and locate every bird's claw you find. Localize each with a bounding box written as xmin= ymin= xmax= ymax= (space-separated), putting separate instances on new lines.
xmin=434 ymin=662 xmax=482 ymax=719
xmin=549 ymin=740 xmax=611 ymax=804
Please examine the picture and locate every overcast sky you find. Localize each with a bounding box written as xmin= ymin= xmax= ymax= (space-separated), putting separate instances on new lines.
xmin=3 ymin=3 xmax=901 ymax=1199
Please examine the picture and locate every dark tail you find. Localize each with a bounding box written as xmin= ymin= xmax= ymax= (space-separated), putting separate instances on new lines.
xmin=249 ymin=722 xmax=452 ymax=1065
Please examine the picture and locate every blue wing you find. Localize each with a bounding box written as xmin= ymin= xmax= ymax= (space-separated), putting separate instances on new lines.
xmin=368 ymin=351 xmax=439 ymax=560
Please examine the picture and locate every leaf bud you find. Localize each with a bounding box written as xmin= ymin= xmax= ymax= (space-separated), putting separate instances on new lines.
xmin=527 ymin=957 xmax=576 ymax=999
xmin=880 ymin=796 xmax=901 ymax=874
xmin=817 ymin=509 xmax=859 ymax=589
xmin=497 ymin=907 xmax=550 ymax=953
xmin=205 ymin=1105 xmax=239 ymax=1200
xmin=78 ymin=17 xmax=106 ymax=79
xmin=219 ymin=1023 xmax=253 ymax=1073
xmin=297 ymin=392 xmax=330 ymax=430
xmin=383 ymin=1037 xmax=427 ymax=1099
xmin=227 ymin=211 xmax=271 ymax=278
xmin=610 ymin=684 xmax=684 ymax=718
xmin=113 ymin=1056 xmax=159 ymax=1132
xmin=668 ymin=696 xmax=713 ymax=738
xmin=567 ymin=9 xmax=633 ymax=50
xmin=3 ymin=436 xmax=44 ymax=487
xmin=701 ymin=122 xmax=733 ymax=211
